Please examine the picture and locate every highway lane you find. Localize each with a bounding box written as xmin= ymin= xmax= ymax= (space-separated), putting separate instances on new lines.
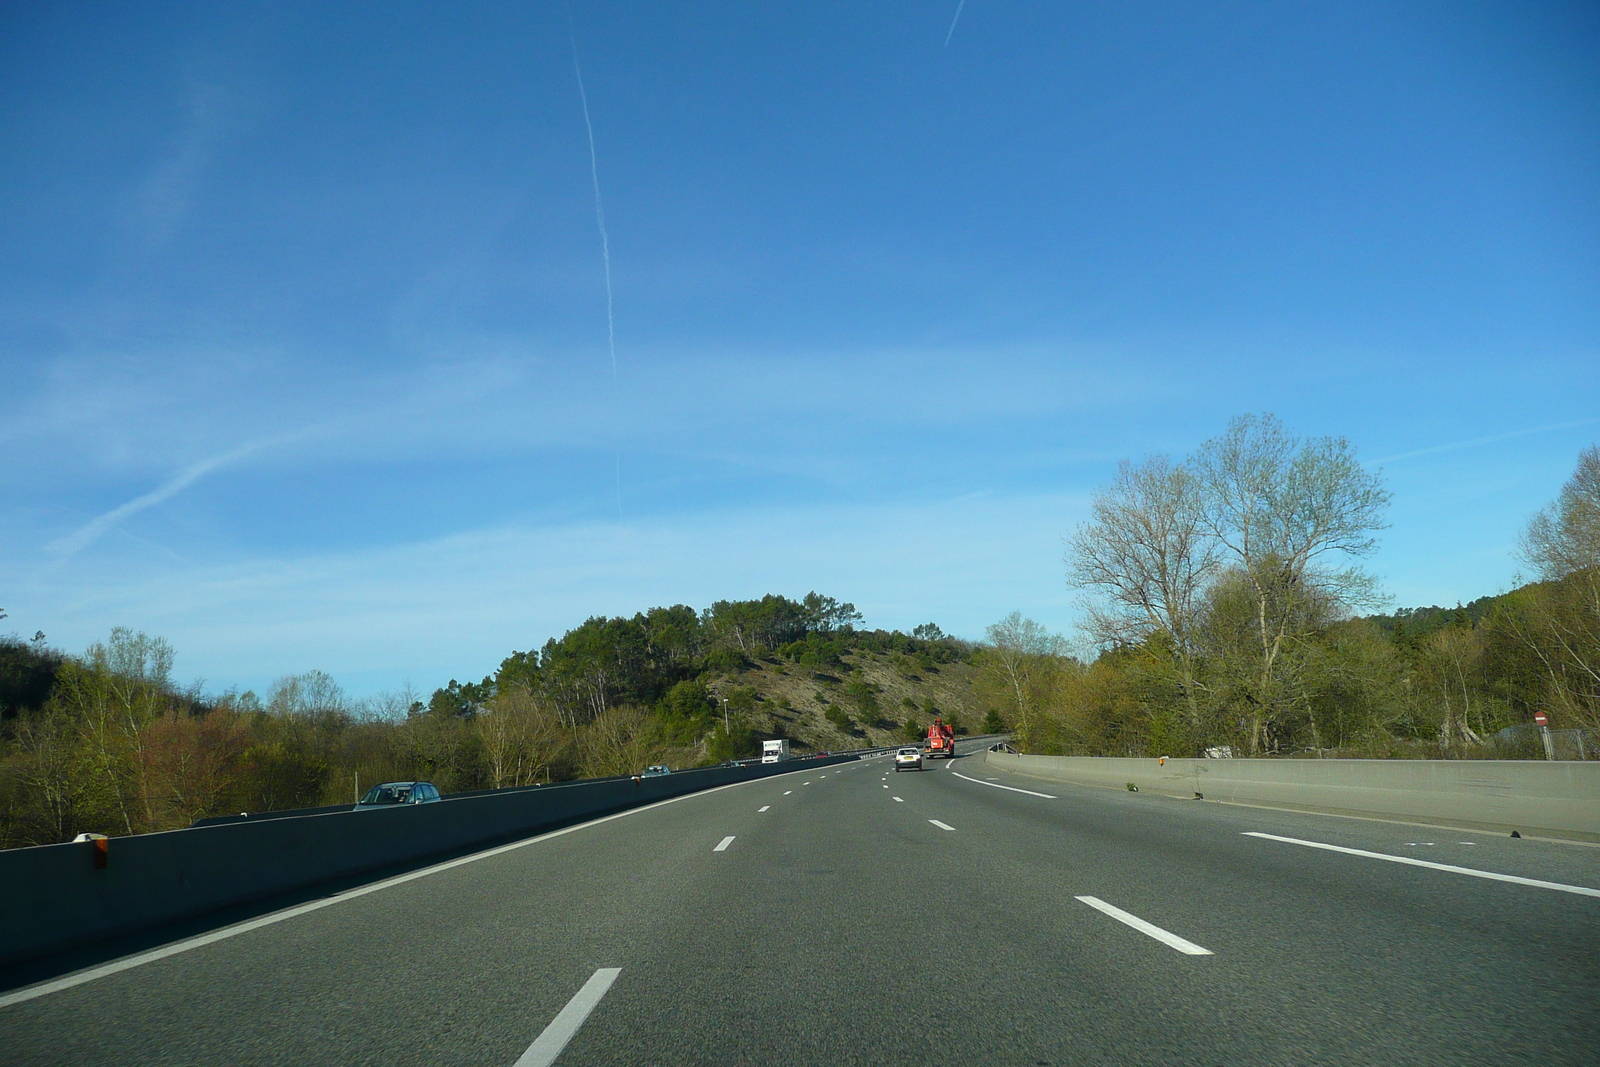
xmin=2 ymin=743 xmax=1597 ymax=1065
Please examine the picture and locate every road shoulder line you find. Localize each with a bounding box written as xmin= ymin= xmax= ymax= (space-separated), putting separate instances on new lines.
xmin=1244 ymin=831 xmax=1600 ymax=897
xmin=950 ymin=769 xmax=1056 ymax=798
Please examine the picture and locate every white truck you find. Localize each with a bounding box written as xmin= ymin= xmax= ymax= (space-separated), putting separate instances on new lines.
xmin=761 ymin=739 xmax=790 ymax=763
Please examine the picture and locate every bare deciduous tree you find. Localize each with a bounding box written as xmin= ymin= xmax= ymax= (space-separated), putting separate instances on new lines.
xmin=1521 ymin=444 xmax=1600 ymax=580
xmin=1066 ymin=455 xmax=1216 ymax=729
xmin=477 ymin=685 xmax=565 ymax=788
xmin=983 ymin=612 xmax=1068 ymax=748
xmin=1192 ymin=414 xmax=1390 ymax=753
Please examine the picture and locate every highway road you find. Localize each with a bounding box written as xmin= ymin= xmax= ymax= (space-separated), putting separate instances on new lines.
xmin=2 ymin=739 xmax=1598 ymax=1065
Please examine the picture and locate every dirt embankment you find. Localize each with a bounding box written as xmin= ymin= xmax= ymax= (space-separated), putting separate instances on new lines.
xmin=706 ymin=648 xmax=985 ymax=751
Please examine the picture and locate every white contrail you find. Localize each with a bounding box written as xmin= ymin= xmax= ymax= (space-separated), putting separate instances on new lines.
xmin=47 ymin=439 xmax=269 ymax=559
xmin=568 ymin=25 xmax=624 ymax=522
xmin=570 ymin=44 xmax=615 ymax=382
xmin=944 ymin=0 xmax=966 ymax=46
xmin=1374 ymin=417 xmax=1600 ymax=465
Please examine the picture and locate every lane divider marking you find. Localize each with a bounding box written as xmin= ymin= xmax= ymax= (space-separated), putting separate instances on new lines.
xmin=714 ymin=836 xmax=736 ymax=852
xmin=929 ymin=820 xmax=955 ymax=831
xmin=758 ymin=806 xmax=770 ymax=812
xmin=513 ymin=967 xmax=621 ymax=1067
xmin=950 ymin=770 xmax=1056 ymax=798
xmin=783 ymin=791 xmax=793 ymax=795
xmin=892 ymin=797 xmax=903 ymax=803
xmin=1075 ymin=896 xmax=1213 ymax=955
xmin=1244 ymin=832 xmax=1600 ymax=898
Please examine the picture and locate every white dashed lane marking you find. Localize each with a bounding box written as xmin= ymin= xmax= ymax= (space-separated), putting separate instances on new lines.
xmin=714 ymin=836 xmax=736 ymax=852
xmin=929 ymin=820 xmax=955 ymax=831
xmin=1075 ymin=897 xmax=1212 ymax=956
xmin=513 ymin=968 xmax=622 ymax=1067
xmin=893 ymin=797 xmax=903 ymax=802
xmin=758 ymin=806 xmax=770 ymax=812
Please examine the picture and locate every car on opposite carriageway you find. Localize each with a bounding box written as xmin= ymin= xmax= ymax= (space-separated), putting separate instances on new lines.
xmin=894 ymin=747 xmax=923 ymax=771
xmin=353 ymin=781 xmax=442 ymax=810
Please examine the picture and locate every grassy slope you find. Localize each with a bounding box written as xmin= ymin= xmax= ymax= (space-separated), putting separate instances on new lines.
xmin=704 ymin=648 xmax=984 ymax=753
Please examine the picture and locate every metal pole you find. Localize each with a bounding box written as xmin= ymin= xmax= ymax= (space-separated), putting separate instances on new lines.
xmin=1540 ymin=725 xmax=1556 ymax=760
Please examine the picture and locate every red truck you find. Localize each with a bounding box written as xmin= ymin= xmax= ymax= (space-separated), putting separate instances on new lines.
xmin=924 ymin=717 xmax=956 ymax=759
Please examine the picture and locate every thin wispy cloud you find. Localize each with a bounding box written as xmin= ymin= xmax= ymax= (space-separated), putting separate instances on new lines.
xmin=569 ymin=37 xmax=615 ymax=382
xmin=46 ymin=433 xmax=301 ymax=560
xmin=133 ymin=81 xmax=229 ymax=247
xmin=944 ymin=1 xmax=966 ymax=47
xmin=568 ymin=18 xmax=624 ymax=520
xmin=1374 ymin=418 xmax=1600 ymax=465
xmin=24 ymin=489 xmax=1088 ymax=694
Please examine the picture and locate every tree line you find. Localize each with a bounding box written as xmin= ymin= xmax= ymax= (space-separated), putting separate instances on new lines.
xmin=975 ymin=420 xmax=1598 ymax=761
xmin=0 ymin=592 xmax=970 ymax=848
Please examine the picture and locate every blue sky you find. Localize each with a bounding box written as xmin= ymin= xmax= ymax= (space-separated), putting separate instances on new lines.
xmin=2 ymin=1 xmax=1597 ymax=698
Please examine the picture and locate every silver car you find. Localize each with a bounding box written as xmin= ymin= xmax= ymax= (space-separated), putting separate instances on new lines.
xmin=894 ymin=747 xmax=923 ymax=772
xmin=354 ymin=781 xmax=442 ymax=809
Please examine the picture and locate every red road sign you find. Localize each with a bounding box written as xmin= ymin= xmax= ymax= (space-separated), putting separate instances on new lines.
xmin=1533 ymin=712 xmax=1549 ymax=726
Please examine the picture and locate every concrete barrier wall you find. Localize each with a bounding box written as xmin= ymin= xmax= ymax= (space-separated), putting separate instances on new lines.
xmin=983 ymin=751 xmax=1600 ymax=842
xmin=0 ymin=756 xmax=855 ymax=966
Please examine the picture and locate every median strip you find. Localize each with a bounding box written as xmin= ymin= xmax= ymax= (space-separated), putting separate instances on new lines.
xmin=513 ymin=967 xmax=620 ymax=1067
xmin=1243 ymin=832 xmax=1600 ymax=898
xmin=1075 ymin=896 xmax=1212 ymax=955
xmin=0 ymin=773 xmax=794 ymax=1010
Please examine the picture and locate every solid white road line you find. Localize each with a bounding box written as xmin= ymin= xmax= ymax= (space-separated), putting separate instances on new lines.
xmin=0 ymin=775 xmax=805 ymax=1012
xmin=950 ymin=769 xmax=1056 ymax=798
xmin=758 ymin=806 xmax=770 ymax=812
xmin=1075 ymin=896 xmax=1213 ymax=955
xmin=513 ymin=967 xmax=621 ymax=1067
xmin=1244 ymin=832 xmax=1600 ymax=898
xmin=714 ymin=836 xmax=736 ymax=852
xmin=929 ymin=820 xmax=955 ymax=831
xmin=893 ymin=797 xmax=904 ymax=803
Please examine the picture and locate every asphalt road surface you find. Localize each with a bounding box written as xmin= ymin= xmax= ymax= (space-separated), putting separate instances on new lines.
xmin=3 ymin=740 xmax=1597 ymax=1065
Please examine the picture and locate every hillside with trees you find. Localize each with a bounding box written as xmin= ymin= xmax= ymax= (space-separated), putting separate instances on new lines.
xmin=4 ymin=422 xmax=1593 ymax=848
xmin=0 ymin=594 xmax=983 ymax=849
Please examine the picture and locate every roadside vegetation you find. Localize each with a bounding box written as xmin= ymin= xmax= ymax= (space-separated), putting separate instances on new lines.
xmin=982 ymin=420 xmax=1599 ymax=762
xmin=0 ymin=594 xmax=980 ymax=847
xmin=3 ymin=419 xmax=1592 ymax=846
